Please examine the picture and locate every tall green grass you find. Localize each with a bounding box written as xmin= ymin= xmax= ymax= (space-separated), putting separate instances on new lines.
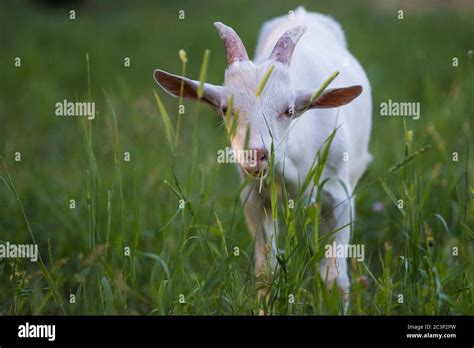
xmin=0 ymin=0 xmax=472 ymax=315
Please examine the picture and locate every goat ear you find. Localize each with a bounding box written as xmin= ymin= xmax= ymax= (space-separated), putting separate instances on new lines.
xmin=153 ymin=69 xmax=222 ymax=109
xmin=295 ymin=85 xmax=363 ymax=113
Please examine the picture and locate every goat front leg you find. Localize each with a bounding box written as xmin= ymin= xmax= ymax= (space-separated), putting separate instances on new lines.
xmin=319 ymin=185 xmax=354 ymax=310
xmin=240 ymin=182 xmax=278 ymax=277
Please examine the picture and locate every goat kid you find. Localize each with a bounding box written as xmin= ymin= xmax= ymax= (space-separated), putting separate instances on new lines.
xmin=154 ymin=7 xmax=372 ymax=304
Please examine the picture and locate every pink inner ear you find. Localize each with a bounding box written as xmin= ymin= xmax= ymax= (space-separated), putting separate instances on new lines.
xmin=314 ymin=85 xmax=363 ymax=108
xmin=154 ymin=70 xmax=195 ymax=97
xmin=154 ymin=69 xmax=221 ymax=108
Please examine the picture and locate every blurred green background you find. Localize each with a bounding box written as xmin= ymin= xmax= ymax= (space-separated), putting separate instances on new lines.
xmin=0 ymin=0 xmax=472 ymax=315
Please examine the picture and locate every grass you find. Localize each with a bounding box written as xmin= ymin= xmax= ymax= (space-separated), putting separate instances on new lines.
xmin=0 ymin=0 xmax=473 ymax=315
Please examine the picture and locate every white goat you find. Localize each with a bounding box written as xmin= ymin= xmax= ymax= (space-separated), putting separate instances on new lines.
xmin=154 ymin=6 xmax=372 ymax=303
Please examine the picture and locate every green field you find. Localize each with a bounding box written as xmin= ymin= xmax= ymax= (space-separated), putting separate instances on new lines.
xmin=0 ymin=0 xmax=473 ymax=315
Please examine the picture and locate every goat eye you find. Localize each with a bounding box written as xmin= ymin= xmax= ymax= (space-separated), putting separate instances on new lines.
xmin=283 ymin=106 xmax=295 ymax=118
xmin=221 ymin=106 xmax=228 ymax=115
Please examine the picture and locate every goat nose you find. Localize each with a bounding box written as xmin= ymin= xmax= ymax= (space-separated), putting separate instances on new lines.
xmin=256 ymin=148 xmax=268 ymax=162
xmin=242 ymin=148 xmax=268 ymax=173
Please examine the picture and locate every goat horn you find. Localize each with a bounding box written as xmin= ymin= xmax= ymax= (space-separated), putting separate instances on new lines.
xmin=214 ymin=22 xmax=249 ymax=66
xmin=269 ymin=26 xmax=307 ymax=65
